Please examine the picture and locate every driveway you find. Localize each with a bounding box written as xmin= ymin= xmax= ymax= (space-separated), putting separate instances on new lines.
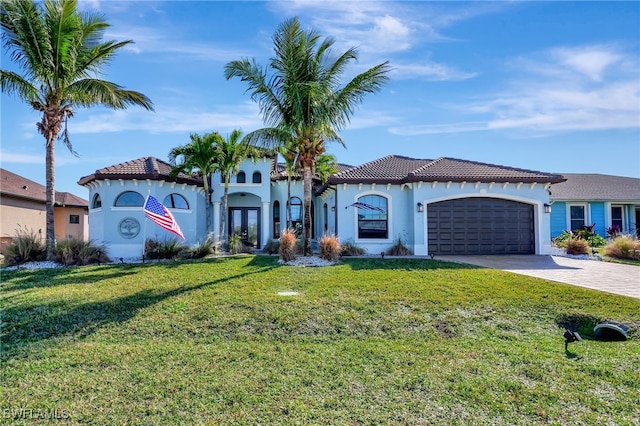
xmin=435 ymin=255 xmax=640 ymax=299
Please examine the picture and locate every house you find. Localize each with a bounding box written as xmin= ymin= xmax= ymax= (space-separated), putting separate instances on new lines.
xmin=78 ymin=155 xmax=565 ymax=259
xmin=0 ymin=168 xmax=89 ymax=253
xmin=549 ymin=173 xmax=640 ymax=238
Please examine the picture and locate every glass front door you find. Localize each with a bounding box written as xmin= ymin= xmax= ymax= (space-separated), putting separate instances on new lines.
xmin=229 ymin=207 xmax=260 ymax=250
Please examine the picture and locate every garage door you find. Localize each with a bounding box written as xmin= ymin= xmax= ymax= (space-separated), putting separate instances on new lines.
xmin=427 ymin=197 xmax=534 ymax=255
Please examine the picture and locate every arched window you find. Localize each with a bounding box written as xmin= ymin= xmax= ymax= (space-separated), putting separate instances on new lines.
xmin=252 ymin=171 xmax=262 ymax=184
xmin=323 ymin=203 xmax=328 ymax=232
xmin=289 ymin=197 xmax=302 ymax=232
xmin=114 ymin=191 xmax=144 ymax=207
xmin=237 ymin=171 xmax=246 ymax=183
xmin=163 ymin=193 xmax=189 ymax=209
xmin=91 ymin=194 xmax=102 ymax=209
xmin=273 ymin=201 xmax=281 ymax=238
xmin=357 ymin=195 xmax=388 ymax=239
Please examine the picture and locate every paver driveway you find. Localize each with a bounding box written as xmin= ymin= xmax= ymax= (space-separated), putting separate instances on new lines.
xmin=435 ymin=255 xmax=640 ymax=299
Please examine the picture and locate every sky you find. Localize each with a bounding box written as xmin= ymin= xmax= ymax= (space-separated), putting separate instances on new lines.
xmin=1 ymin=0 xmax=639 ymax=199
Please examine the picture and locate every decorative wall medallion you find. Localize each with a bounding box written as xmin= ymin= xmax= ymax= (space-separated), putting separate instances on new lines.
xmin=119 ymin=217 xmax=140 ymax=239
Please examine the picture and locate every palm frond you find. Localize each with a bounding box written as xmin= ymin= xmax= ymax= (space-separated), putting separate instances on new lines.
xmin=65 ymin=78 xmax=153 ymax=110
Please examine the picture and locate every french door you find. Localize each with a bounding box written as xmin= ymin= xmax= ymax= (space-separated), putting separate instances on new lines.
xmin=229 ymin=207 xmax=260 ymax=249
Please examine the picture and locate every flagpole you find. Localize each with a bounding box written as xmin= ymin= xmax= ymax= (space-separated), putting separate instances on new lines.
xmin=142 ymin=193 xmax=149 ymax=263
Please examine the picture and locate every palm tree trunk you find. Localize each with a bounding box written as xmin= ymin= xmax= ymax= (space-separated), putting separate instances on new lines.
xmin=45 ymin=137 xmax=56 ymax=260
xmin=302 ymin=166 xmax=313 ymax=256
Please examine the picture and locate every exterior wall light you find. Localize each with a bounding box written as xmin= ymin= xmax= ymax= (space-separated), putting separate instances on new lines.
xmin=544 ymin=203 xmax=551 ymax=213
xmin=417 ymin=202 xmax=424 ymax=213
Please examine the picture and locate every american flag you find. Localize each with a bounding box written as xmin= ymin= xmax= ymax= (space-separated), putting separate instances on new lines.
xmin=345 ymin=202 xmax=385 ymax=213
xmin=143 ymin=195 xmax=185 ymax=240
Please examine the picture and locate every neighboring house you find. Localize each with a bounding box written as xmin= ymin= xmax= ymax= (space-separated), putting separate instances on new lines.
xmin=78 ymin=155 xmax=565 ymax=259
xmin=550 ymin=173 xmax=640 ymax=238
xmin=0 ymin=168 xmax=89 ymax=253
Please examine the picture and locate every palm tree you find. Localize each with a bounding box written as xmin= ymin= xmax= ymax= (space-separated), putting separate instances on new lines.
xmin=0 ymin=0 xmax=153 ymax=259
xmin=210 ymin=129 xmax=258 ymax=241
xmin=168 ymin=132 xmax=218 ymax=234
xmin=225 ymin=17 xmax=390 ymax=255
xmin=315 ymin=153 xmax=338 ymax=184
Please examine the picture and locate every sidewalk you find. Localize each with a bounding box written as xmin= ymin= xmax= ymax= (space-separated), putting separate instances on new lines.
xmin=435 ymin=255 xmax=640 ymax=299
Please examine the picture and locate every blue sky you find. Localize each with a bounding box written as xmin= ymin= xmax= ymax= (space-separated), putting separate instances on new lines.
xmin=2 ymin=0 xmax=639 ymax=199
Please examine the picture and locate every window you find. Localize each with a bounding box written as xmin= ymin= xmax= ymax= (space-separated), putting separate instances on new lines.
xmin=91 ymin=194 xmax=102 ymax=209
xmin=163 ymin=193 xmax=189 ymax=209
xmin=289 ymin=197 xmax=302 ymax=232
xmin=273 ymin=201 xmax=281 ymax=238
xmin=114 ymin=191 xmax=144 ymax=207
xmin=569 ymin=205 xmax=586 ymax=231
xmin=611 ymin=206 xmax=623 ymax=232
xmin=237 ymin=171 xmax=246 ymax=183
xmin=357 ymin=195 xmax=388 ymax=239
xmin=323 ymin=203 xmax=328 ymax=232
xmin=252 ymin=171 xmax=262 ymax=184
xmin=69 ymin=214 xmax=80 ymax=224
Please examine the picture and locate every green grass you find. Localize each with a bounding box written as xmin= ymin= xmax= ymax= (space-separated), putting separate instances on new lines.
xmin=2 ymin=256 xmax=639 ymax=425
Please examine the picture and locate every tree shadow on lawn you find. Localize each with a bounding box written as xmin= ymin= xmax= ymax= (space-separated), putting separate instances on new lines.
xmin=340 ymin=257 xmax=480 ymax=271
xmin=0 ymin=264 xmax=277 ymax=360
xmin=0 ymin=267 xmax=140 ymax=291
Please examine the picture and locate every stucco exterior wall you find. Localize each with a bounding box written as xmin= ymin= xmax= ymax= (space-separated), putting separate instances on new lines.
xmin=0 ymin=197 xmax=46 ymax=238
xmin=54 ymin=206 xmax=89 ymax=241
xmin=332 ymin=181 xmax=553 ymax=255
xmin=83 ymin=179 xmax=206 ymax=259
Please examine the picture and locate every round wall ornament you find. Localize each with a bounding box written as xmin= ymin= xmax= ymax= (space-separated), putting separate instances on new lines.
xmin=119 ymin=217 xmax=141 ymax=239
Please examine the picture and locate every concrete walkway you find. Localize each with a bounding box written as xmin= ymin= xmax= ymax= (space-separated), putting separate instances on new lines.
xmin=435 ymin=255 xmax=640 ymax=299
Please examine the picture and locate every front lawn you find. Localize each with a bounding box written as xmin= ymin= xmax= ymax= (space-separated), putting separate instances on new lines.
xmin=1 ymin=256 xmax=639 ymax=424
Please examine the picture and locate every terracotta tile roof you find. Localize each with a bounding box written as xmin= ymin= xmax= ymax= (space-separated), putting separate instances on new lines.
xmin=78 ymin=157 xmax=203 ymax=186
xmin=327 ymin=155 xmax=564 ymax=185
xmin=550 ymin=173 xmax=640 ymax=201
xmin=328 ymin=155 xmax=432 ymax=184
xmin=272 ymin=162 xmax=354 ymax=181
xmin=1 ymin=168 xmax=88 ymax=207
xmin=407 ymin=157 xmax=566 ymax=183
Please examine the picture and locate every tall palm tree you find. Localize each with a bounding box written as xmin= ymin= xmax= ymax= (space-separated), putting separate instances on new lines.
xmin=0 ymin=0 xmax=153 ymax=259
xmin=225 ymin=17 xmax=390 ymax=255
xmin=168 ymin=132 xmax=218 ymax=234
xmin=210 ymin=129 xmax=258 ymax=241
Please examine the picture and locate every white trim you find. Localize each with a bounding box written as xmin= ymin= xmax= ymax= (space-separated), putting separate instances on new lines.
xmin=610 ymin=204 xmax=625 ymax=232
xmin=566 ymin=203 xmax=589 ymax=231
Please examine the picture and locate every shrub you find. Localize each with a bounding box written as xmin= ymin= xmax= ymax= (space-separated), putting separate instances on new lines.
xmin=586 ymin=234 xmax=607 ymax=248
xmin=279 ymin=228 xmax=297 ymax=262
xmin=603 ymin=235 xmax=640 ymax=260
xmin=262 ymin=239 xmax=280 ymax=255
xmin=340 ymin=240 xmax=365 ymax=256
xmin=318 ymin=234 xmax=341 ymax=262
xmin=386 ymin=235 xmax=412 ymax=256
xmin=565 ymin=238 xmax=589 ymax=255
xmin=227 ymin=234 xmax=243 ymax=255
xmin=552 ymin=231 xmax=573 ymax=248
xmin=3 ymin=227 xmax=46 ymax=265
xmin=53 ymin=238 xmax=110 ymax=266
xmin=186 ymin=237 xmax=216 ymax=259
xmin=145 ymin=238 xmax=186 ymax=260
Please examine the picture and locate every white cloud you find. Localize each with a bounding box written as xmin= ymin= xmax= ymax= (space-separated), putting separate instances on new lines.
xmin=69 ymin=102 xmax=264 ymax=135
xmin=0 ymin=152 xmax=44 ymax=164
xmin=391 ymin=62 xmax=477 ymax=81
xmin=402 ymin=44 xmax=640 ymax=135
xmin=552 ymin=45 xmax=622 ymax=82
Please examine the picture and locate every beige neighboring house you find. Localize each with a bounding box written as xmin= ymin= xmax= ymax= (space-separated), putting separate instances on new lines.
xmin=0 ymin=168 xmax=88 ymax=254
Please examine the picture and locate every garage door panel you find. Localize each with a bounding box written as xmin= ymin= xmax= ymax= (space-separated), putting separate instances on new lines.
xmin=428 ymin=197 xmax=534 ymax=255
